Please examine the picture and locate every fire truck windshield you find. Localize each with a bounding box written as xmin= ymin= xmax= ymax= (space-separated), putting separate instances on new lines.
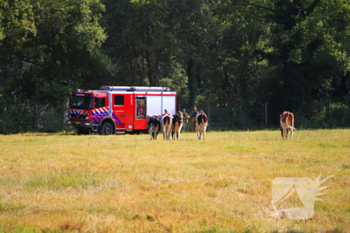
xmin=69 ymin=94 xmax=93 ymax=109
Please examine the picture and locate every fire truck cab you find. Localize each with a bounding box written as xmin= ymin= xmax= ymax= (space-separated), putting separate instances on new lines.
xmin=67 ymin=86 xmax=177 ymax=135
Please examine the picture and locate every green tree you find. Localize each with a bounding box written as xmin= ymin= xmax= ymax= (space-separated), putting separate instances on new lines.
xmin=0 ymin=0 xmax=109 ymax=133
xmin=252 ymin=0 xmax=350 ymax=124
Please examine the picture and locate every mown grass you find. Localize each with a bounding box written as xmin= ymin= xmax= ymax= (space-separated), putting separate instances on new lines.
xmin=0 ymin=130 xmax=349 ymax=233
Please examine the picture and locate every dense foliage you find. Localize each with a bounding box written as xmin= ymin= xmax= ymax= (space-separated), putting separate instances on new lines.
xmin=1 ymin=0 xmax=349 ymax=133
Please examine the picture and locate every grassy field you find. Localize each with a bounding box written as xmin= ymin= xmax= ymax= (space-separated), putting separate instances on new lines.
xmin=0 ymin=129 xmax=349 ymax=233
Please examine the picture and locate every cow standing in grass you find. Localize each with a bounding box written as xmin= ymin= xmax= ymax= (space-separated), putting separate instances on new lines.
xmin=195 ymin=110 xmax=208 ymax=140
xmin=280 ymin=111 xmax=296 ymax=139
xmin=148 ymin=116 xmax=161 ymax=140
xmin=161 ymin=109 xmax=173 ymax=140
xmin=172 ymin=111 xmax=183 ymax=140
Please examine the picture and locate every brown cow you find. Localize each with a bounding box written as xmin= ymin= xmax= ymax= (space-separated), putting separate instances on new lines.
xmin=195 ymin=110 xmax=208 ymax=140
xmin=280 ymin=111 xmax=296 ymax=139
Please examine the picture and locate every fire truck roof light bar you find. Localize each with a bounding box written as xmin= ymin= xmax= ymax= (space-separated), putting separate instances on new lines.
xmin=100 ymin=86 xmax=170 ymax=92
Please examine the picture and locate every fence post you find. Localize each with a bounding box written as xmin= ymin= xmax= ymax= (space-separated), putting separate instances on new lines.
xmin=207 ymin=102 xmax=210 ymax=120
xmin=265 ymin=102 xmax=268 ymax=125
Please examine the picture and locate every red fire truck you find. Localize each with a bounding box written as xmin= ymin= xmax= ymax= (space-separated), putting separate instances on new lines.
xmin=67 ymin=86 xmax=177 ymax=135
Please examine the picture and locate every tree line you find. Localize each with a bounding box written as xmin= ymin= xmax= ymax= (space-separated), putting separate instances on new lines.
xmin=0 ymin=0 xmax=349 ymax=133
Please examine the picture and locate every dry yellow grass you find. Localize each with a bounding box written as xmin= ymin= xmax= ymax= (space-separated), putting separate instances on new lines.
xmin=0 ymin=130 xmax=349 ymax=232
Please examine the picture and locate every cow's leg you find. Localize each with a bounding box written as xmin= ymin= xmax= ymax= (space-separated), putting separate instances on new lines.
xmin=280 ymin=121 xmax=286 ymax=139
xmin=280 ymin=127 xmax=283 ymax=138
xmin=281 ymin=127 xmax=287 ymax=139
xmin=290 ymin=121 xmax=294 ymax=139
xmin=167 ymin=128 xmax=171 ymax=140
xmin=285 ymin=116 xmax=289 ymax=139
xmin=195 ymin=124 xmax=201 ymax=139
xmin=203 ymin=131 xmax=206 ymax=140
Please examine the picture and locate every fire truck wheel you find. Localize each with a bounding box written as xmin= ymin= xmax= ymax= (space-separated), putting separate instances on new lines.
xmin=100 ymin=122 xmax=114 ymax=135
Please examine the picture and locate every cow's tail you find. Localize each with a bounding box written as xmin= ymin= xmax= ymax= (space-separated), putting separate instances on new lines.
xmin=286 ymin=122 xmax=296 ymax=130
xmin=283 ymin=112 xmax=295 ymax=130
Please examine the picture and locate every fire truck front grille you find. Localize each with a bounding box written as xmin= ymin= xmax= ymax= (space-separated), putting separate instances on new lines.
xmin=69 ymin=114 xmax=89 ymax=119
